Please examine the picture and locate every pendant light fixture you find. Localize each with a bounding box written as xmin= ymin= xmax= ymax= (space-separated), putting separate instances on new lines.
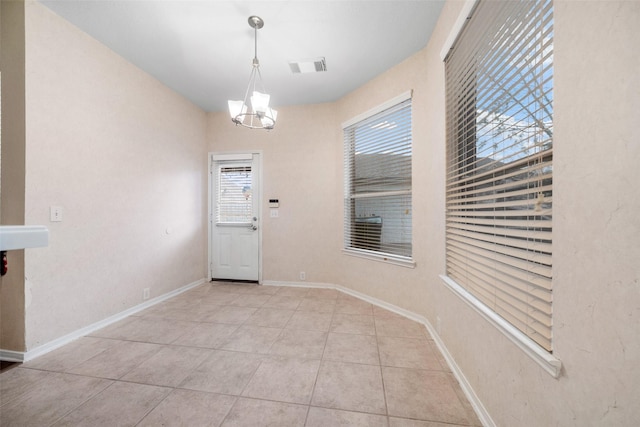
xmin=228 ymin=16 xmax=278 ymax=130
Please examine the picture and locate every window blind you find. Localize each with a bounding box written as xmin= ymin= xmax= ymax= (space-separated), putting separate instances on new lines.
xmin=344 ymin=98 xmax=412 ymax=259
xmin=216 ymin=164 xmax=253 ymax=224
xmin=445 ymin=0 xmax=553 ymax=351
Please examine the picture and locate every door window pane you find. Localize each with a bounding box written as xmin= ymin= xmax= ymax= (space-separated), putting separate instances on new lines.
xmin=217 ymin=165 xmax=252 ymax=223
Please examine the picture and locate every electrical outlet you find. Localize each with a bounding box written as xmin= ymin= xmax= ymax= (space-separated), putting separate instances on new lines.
xmin=299 ymin=271 xmax=306 ymax=281
xmin=143 ymin=288 xmax=150 ymax=300
xmin=50 ymin=206 xmax=63 ymax=222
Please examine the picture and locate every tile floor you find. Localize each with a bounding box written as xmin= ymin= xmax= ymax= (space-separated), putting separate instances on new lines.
xmin=0 ymin=282 xmax=482 ymax=426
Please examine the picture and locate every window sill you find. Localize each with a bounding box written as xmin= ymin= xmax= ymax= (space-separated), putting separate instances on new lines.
xmin=440 ymin=275 xmax=562 ymax=378
xmin=342 ymin=248 xmax=416 ymax=268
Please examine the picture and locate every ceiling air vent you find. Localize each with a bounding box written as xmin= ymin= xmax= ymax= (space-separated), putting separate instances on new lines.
xmin=289 ymin=57 xmax=327 ymax=74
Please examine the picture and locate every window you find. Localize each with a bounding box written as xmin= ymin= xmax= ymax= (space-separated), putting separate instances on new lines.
xmin=216 ymin=164 xmax=253 ymax=224
xmin=445 ymin=0 xmax=553 ymax=351
xmin=343 ymin=93 xmax=413 ymax=265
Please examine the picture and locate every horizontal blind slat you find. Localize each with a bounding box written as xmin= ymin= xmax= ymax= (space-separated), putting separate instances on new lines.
xmin=446 ymin=150 xmax=552 ymax=189
xmin=446 ymin=237 xmax=552 ymax=281
xmin=447 ymin=227 xmax=551 ymax=266
xmin=447 ymin=223 xmax=551 ymax=243
xmin=447 ymin=263 xmax=552 ymax=349
xmin=447 ymin=193 xmax=552 ymax=209
xmin=447 ymin=262 xmax=552 ymax=343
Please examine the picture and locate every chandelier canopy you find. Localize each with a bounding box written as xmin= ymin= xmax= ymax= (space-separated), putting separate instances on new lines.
xmin=228 ymin=16 xmax=278 ymax=130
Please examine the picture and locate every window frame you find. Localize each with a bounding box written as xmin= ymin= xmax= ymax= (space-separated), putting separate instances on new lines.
xmin=342 ymin=91 xmax=415 ymax=268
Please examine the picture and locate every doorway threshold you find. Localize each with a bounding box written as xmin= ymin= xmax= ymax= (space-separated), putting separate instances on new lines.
xmin=211 ymin=278 xmax=259 ymax=284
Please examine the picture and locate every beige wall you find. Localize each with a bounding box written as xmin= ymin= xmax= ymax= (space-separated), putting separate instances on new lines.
xmin=551 ymin=1 xmax=639 ymax=424
xmin=19 ymin=1 xmax=208 ymax=349
xmin=333 ymin=36 xmax=442 ymax=318
xmin=3 ymin=0 xmax=638 ymax=424
xmin=0 ymin=0 xmax=27 ymax=351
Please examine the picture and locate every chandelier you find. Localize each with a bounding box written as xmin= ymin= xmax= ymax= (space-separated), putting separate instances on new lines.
xmin=228 ymin=16 xmax=278 ymax=130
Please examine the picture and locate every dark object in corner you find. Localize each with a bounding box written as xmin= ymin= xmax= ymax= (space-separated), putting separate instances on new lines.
xmin=1 ymin=251 xmax=7 ymax=276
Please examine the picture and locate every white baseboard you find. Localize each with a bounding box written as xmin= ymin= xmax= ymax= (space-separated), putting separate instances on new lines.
xmin=422 ymin=314 xmax=496 ymax=427
xmin=262 ymin=280 xmax=334 ymax=289
xmin=0 ymin=278 xmax=206 ymax=363
xmin=264 ymin=280 xmax=495 ymax=427
xmin=0 ymin=349 xmax=25 ymax=363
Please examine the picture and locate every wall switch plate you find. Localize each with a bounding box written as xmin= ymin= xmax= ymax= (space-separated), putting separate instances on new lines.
xmin=143 ymin=288 xmax=150 ymax=300
xmin=50 ymin=206 xmax=63 ymax=222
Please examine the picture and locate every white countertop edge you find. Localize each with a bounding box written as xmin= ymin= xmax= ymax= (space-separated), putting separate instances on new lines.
xmin=0 ymin=225 xmax=50 ymax=251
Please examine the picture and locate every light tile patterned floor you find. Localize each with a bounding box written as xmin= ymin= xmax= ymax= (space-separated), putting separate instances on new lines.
xmin=0 ymin=282 xmax=482 ymax=426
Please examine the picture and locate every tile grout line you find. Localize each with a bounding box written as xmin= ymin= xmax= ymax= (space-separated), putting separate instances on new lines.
xmin=372 ymin=311 xmax=391 ymax=419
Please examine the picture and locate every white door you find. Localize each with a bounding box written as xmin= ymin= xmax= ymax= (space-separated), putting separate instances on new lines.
xmin=209 ymin=153 xmax=260 ymax=281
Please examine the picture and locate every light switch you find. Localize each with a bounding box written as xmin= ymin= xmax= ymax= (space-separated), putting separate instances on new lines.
xmin=50 ymin=206 xmax=63 ymax=222
xmin=270 ymin=209 xmax=279 ymax=218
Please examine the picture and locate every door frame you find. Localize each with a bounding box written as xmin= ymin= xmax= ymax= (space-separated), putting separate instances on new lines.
xmin=208 ymin=151 xmax=263 ymax=283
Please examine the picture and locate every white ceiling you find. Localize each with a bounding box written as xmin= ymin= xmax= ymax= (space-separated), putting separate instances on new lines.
xmin=39 ymin=1 xmax=445 ymax=113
